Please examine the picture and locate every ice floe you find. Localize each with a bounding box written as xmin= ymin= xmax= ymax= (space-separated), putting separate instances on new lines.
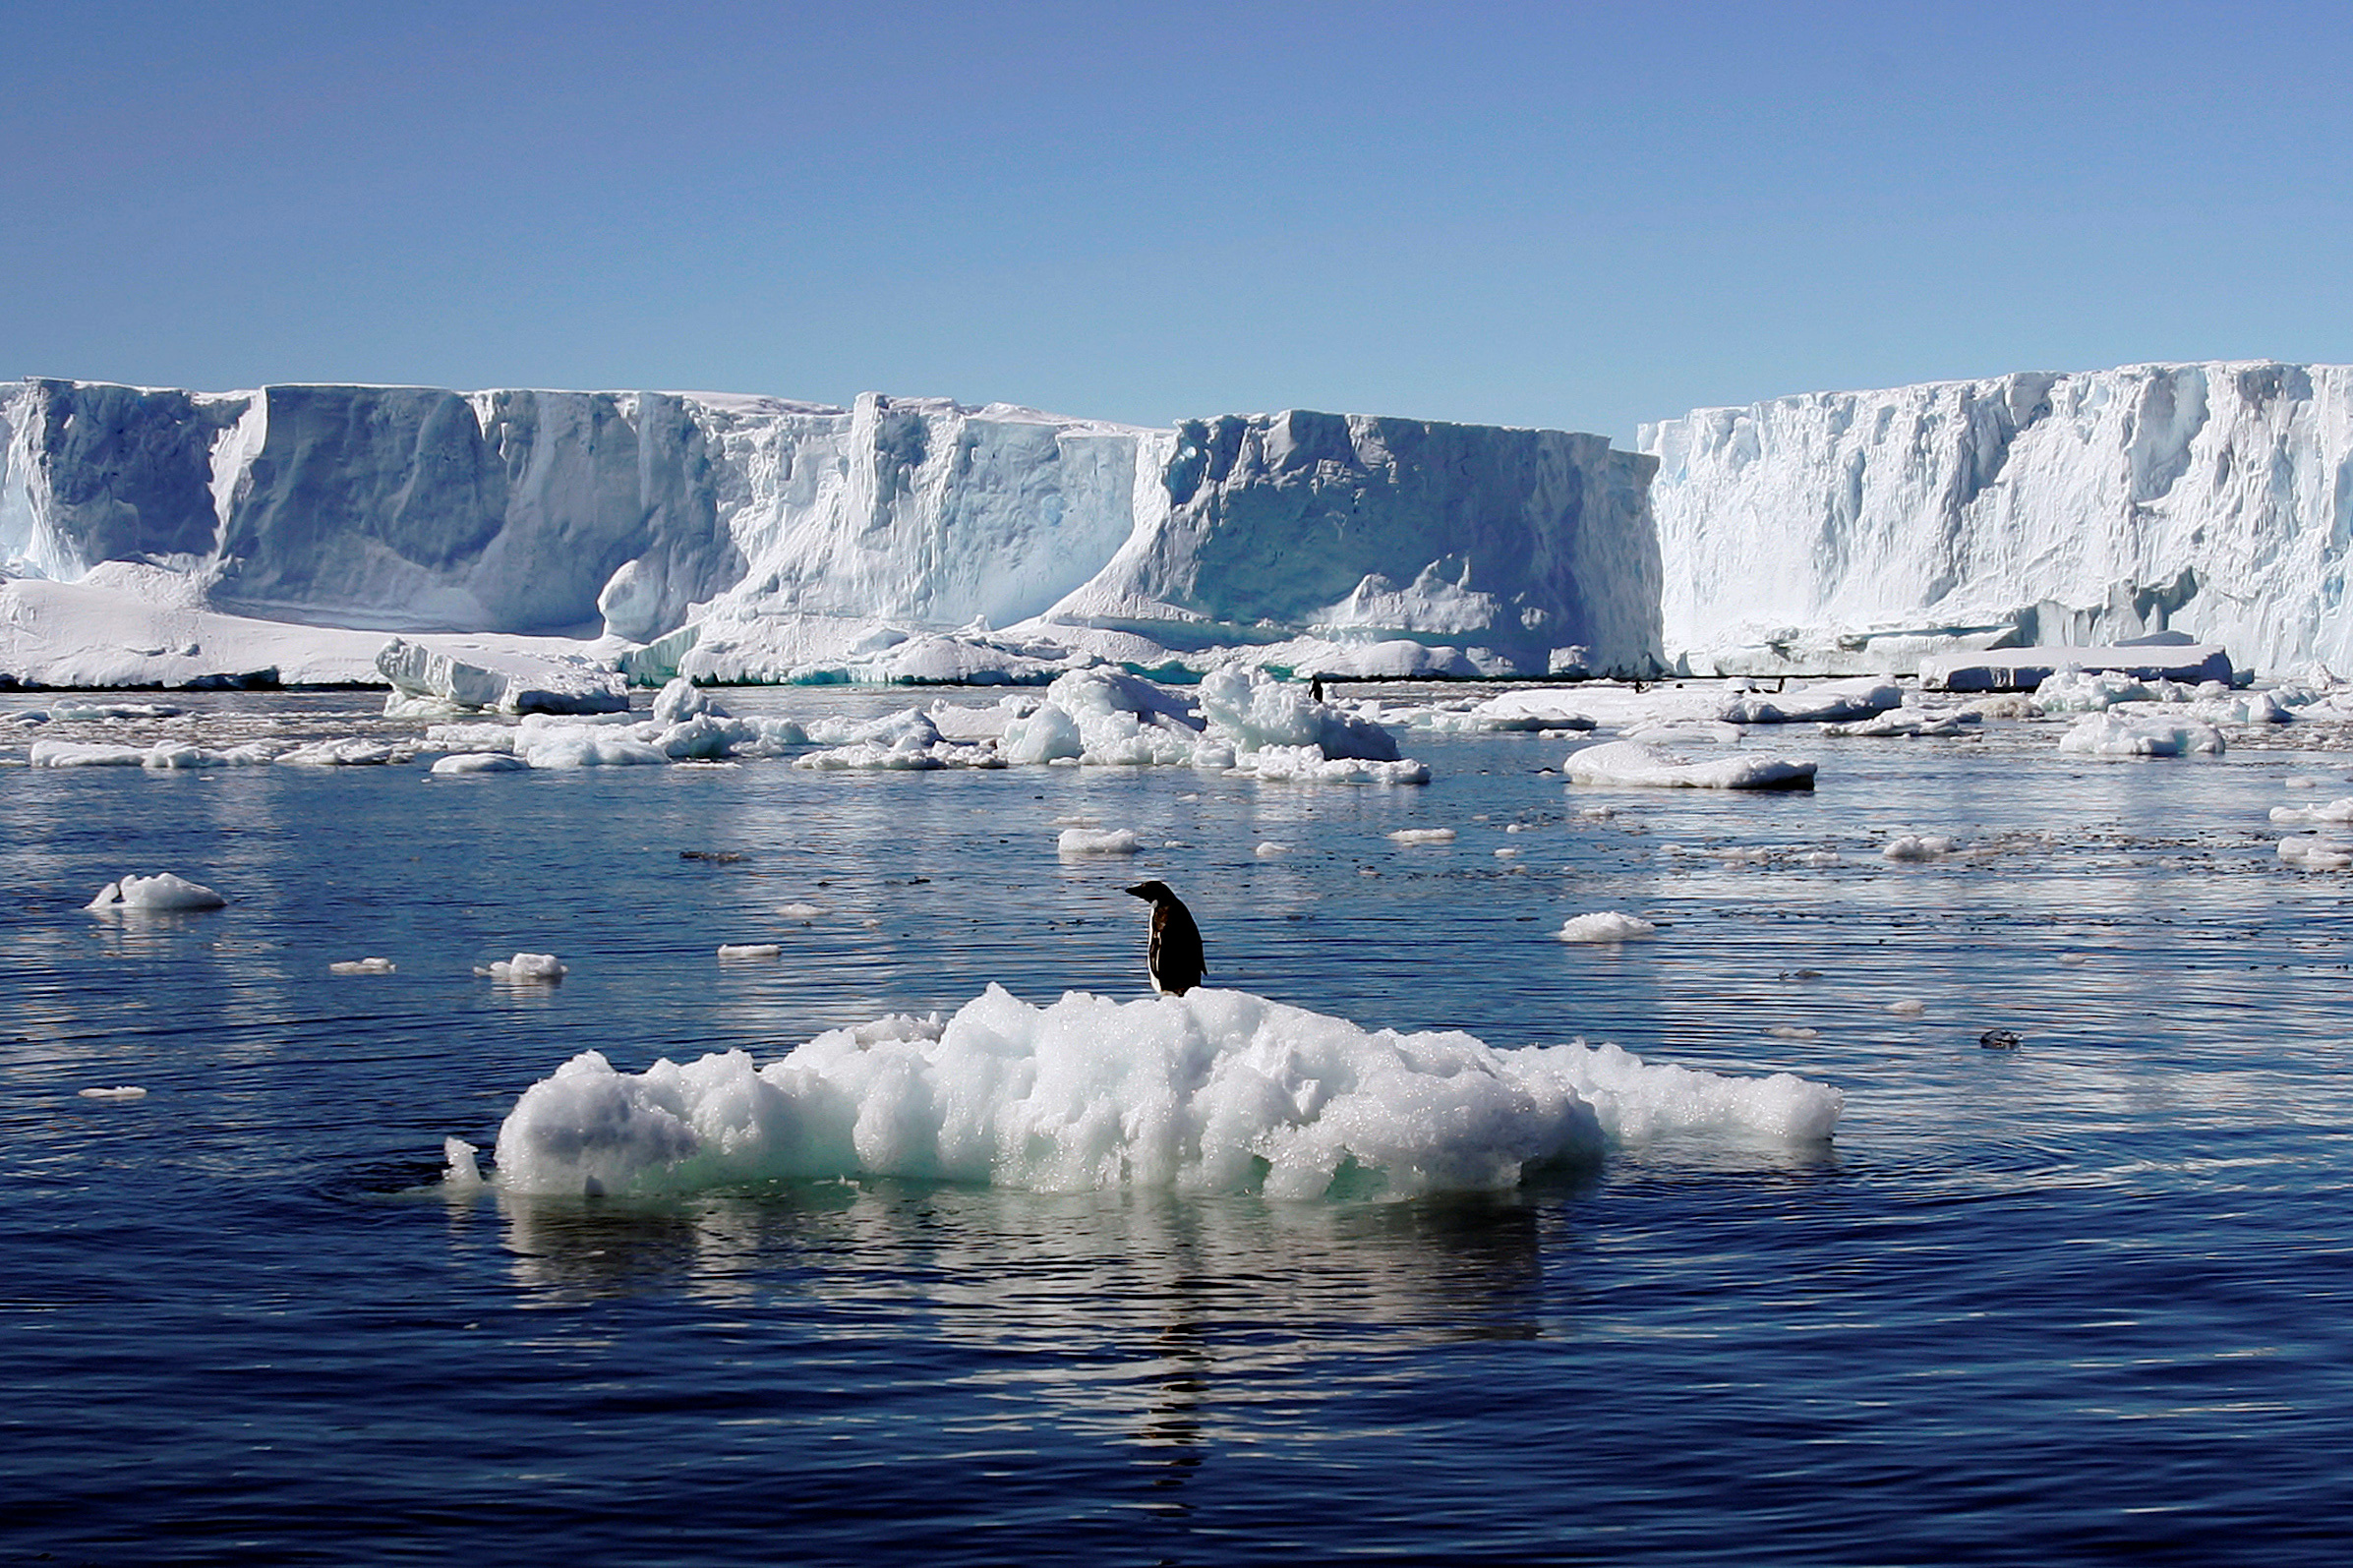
xmin=2055 ymin=713 xmax=2226 ymax=757
xmin=87 ymin=872 xmax=227 ymax=910
xmin=478 ymin=953 xmax=566 ymax=982
xmin=484 ymin=985 xmax=1843 ymax=1200
xmin=1556 ymin=912 xmax=1657 ymax=943
xmin=1566 ymin=739 xmax=1818 ymax=790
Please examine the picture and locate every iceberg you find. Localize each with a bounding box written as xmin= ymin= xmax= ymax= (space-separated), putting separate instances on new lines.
xmin=2 ymin=379 xmax=1665 ymax=688
xmin=1642 ymin=362 xmax=2353 ymax=679
xmin=486 ymin=985 xmax=1842 ymax=1200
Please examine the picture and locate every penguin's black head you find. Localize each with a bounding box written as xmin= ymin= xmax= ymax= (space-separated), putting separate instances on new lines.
xmin=1125 ymin=881 xmax=1173 ymax=902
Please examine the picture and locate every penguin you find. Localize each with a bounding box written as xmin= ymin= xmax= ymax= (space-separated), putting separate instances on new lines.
xmin=1124 ymin=880 xmax=1206 ymax=997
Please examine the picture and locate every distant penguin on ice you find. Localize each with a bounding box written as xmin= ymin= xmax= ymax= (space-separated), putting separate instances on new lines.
xmin=1124 ymin=880 xmax=1206 ymax=997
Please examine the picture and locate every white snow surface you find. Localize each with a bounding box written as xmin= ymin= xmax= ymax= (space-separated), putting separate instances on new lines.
xmin=2 ymin=379 xmax=1663 ymax=687
xmin=485 ymin=985 xmax=1843 ymax=1199
xmin=1641 ymin=362 xmax=2353 ymax=678
xmin=86 ymin=872 xmax=226 ymax=910
xmin=2055 ymin=712 xmax=2227 ymax=757
xmin=1565 ymin=739 xmax=1819 ymax=790
xmin=1556 ymin=911 xmax=1658 ymax=943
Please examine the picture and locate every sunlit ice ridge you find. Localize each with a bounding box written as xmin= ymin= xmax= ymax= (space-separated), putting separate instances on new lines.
xmin=0 ymin=380 xmax=1662 ymax=688
xmin=1642 ymin=361 xmax=2353 ymax=681
xmin=463 ymin=985 xmax=1844 ymax=1202
xmin=14 ymin=362 xmax=2353 ymax=695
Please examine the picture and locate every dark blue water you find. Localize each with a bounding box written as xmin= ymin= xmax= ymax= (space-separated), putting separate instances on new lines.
xmin=5 ymin=690 xmax=2351 ymax=1564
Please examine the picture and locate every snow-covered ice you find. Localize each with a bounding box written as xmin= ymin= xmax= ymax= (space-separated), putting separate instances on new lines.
xmin=1556 ymin=912 xmax=1658 ymax=943
xmin=3 ymin=378 xmax=1663 ymax=689
xmin=86 ymin=872 xmax=226 ymax=911
xmin=486 ymin=985 xmax=1843 ymax=1200
xmin=1058 ymin=828 xmax=1143 ymax=856
xmin=2055 ymin=713 xmax=2226 ymax=757
xmin=478 ymin=953 xmax=566 ymax=982
xmin=1642 ymin=362 xmax=2353 ymax=678
xmin=1565 ymin=739 xmax=1818 ymax=790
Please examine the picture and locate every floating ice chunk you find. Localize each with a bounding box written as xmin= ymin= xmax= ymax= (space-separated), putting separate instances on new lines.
xmin=651 ymin=676 xmax=727 ymax=725
xmin=2269 ymin=797 xmax=2353 ymax=825
xmin=1882 ymin=835 xmax=1957 ymax=862
xmin=511 ymin=724 xmax=672 ymax=769
xmin=1888 ymin=999 xmax=1927 ymax=1016
xmin=328 ymin=958 xmax=396 ymax=974
xmin=88 ymin=872 xmax=227 ymax=911
xmin=29 ymin=740 xmax=147 ymax=767
xmin=1058 ymin=828 xmax=1143 ymax=855
xmin=2278 ymin=836 xmax=2353 ymax=871
xmin=2032 ymin=669 xmax=2156 ymax=714
xmin=1556 ymin=911 xmax=1657 ymax=943
xmin=478 ymin=953 xmax=566 ymax=982
xmin=1387 ymin=828 xmax=1457 ymax=844
xmin=1767 ymin=1025 xmax=1820 ymax=1040
xmin=1722 ymin=677 xmax=1902 ymax=724
xmin=1822 ymin=707 xmax=1981 ymax=738
xmin=779 ymin=902 xmax=823 ymax=919
xmin=442 ymin=1136 xmax=484 ymax=1186
xmin=2055 ymin=713 xmax=2226 ymax=757
xmin=1254 ymin=842 xmax=1292 ymax=857
xmin=1232 ymin=745 xmax=1430 ymax=784
xmin=1199 ymin=666 xmax=1401 ymax=761
xmin=1566 ymin=739 xmax=1817 ymax=790
xmin=1621 ymin=718 xmax=1749 ymax=746
xmin=378 ymin=637 xmax=627 ymax=715
xmin=718 ymin=943 xmax=783 ymax=959
xmin=278 ymin=737 xmax=402 ymax=766
xmin=79 ymin=1085 xmax=148 ymax=1100
xmin=431 ymin=752 xmax=531 ymax=774
xmin=488 ymin=985 xmax=1843 ymax=1199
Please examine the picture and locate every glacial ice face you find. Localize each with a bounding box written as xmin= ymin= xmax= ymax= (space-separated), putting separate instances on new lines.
xmin=1 ymin=380 xmax=1664 ymax=678
xmin=1641 ymin=362 xmax=2353 ymax=676
xmin=1029 ymin=410 xmax=1662 ymax=674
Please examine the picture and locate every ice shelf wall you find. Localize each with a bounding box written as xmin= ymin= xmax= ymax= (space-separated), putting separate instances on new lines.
xmin=0 ymin=379 xmax=1664 ymax=676
xmin=1640 ymin=361 xmax=2353 ymax=676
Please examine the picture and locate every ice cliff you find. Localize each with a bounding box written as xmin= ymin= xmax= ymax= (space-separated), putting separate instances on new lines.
xmin=1641 ymin=362 xmax=2353 ymax=676
xmin=0 ymin=379 xmax=1663 ymax=682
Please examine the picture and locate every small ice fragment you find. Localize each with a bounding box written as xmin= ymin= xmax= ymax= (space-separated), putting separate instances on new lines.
xmin=2058 ymin=954 xmax=2088 ymax=966
xmin=442 ymin=1136 xmax=483 ymax=1186
xmin=88 ymin=872 xmax=228 ymax=911
xmin=478 ymin=953 xmax=565 ymax=982
xmin=1058 ymin=828 xmax=1142 ymax=855
xmin=779 ymin=902 xmax=823 ymax=919
xmin=1254 ymin=842 xmax=1291 ymax=857
xmin=718 ymin=943 xmax=783 ymax=959
xmin=1388 ymin=828 xmax=1456 ymax=844
xmin=431 ymin=752 xmax=531 ymax=775
xmin=1888 ymin=999 xmax=1927 ymax=1016
xmin=1882 ymin=835 xmax=1956 ymax=862
xmin=1494 ymin=846 xmax=1522 ymax=858
xmin=79 ymin=1085 xmax=147 ymax=1100
xmin=1768 ymin=1025 xmax=1820 ymax=1040
xmin=1556 ymin=911 xmax=1657 ymax=944
xmin=328 ymin=958 xmax=396 ymax=975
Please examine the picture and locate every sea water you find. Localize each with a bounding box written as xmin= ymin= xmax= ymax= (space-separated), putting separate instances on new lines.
xmin=4 ymin=687 xmax=2351 ymax=1564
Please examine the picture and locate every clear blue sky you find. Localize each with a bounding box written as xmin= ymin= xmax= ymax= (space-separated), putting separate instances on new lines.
xmin=7 ymin=0 xmax=2349 ymax=443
